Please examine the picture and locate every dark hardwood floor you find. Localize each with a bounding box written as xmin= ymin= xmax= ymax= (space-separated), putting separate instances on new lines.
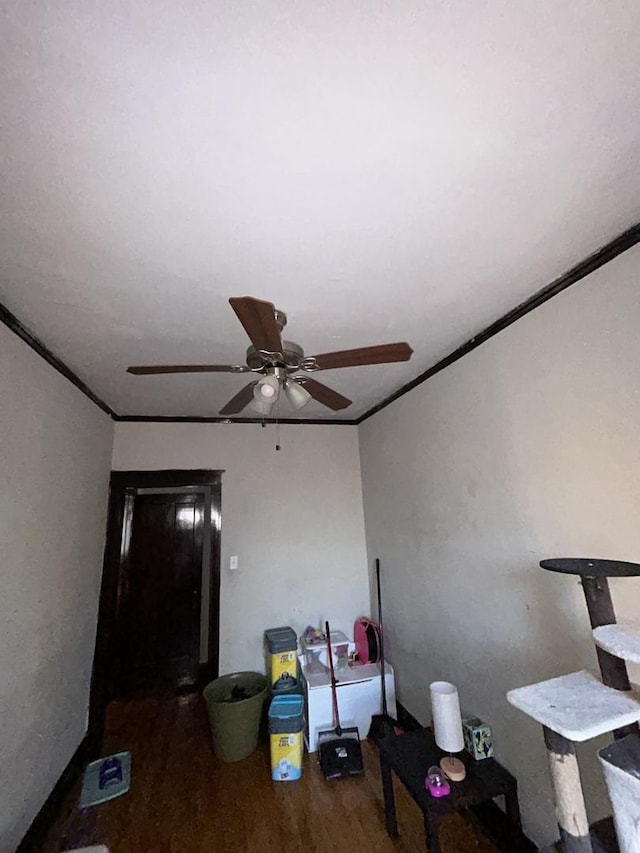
xmin=41 ymin=695 xmax=498 ymax=852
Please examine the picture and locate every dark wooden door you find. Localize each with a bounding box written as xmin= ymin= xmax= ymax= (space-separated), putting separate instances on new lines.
xmin=118 ymin=492 xmax=204 ymax=696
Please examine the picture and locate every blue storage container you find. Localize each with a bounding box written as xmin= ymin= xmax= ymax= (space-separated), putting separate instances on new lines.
xmin=268 ymin=694 xmax=305 ymax=781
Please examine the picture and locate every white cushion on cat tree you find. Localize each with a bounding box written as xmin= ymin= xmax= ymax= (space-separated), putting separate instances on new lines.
xmin=593 ymin=623 xmax=640 ymax=665
xmin=507 ymin=670 xmax=640 ymax=741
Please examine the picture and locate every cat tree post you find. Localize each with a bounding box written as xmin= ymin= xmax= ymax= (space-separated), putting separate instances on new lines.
xmin=508 ymin=670 xmax=640 ymax=852
xmin=508 ymin=558 xmax=640 ymax=853
xmin=542 ymin=559 xmax=640 ymax=740
xmin=543 ymin=726 xmax=592 ymax=853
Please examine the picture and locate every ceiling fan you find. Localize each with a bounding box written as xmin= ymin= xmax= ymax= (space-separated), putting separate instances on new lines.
xmin=127 ymin=296 xmax=413 ymax=416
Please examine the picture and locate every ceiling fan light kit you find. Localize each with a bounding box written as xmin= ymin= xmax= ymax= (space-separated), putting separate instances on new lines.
xmin=284 ymin=379 xmax=312 ymax=410
xmin=127 ymin=296 xmax=413 ymax=417
xmin=253 ymin=373 xmax=280 ymax=401
xmin=250 ymin=397 xmax=275 ymax=416
xmin=250 ymin=372 xmax=281 ymax=415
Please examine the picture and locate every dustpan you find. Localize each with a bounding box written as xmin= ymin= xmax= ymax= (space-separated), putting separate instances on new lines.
xmin=318 ymin=621 xmax=364 ymax=780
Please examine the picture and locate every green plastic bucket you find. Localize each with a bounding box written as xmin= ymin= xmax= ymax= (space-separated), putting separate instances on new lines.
xmin=203 ymin=671 xmax=269 ymax=762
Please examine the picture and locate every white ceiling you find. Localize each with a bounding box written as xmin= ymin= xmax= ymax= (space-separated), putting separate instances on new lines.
xmin=2 ymin=2 xmax=640 ymax=420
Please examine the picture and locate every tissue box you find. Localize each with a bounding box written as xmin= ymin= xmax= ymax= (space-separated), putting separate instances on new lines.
xmin=462 ymin=716 xmax=493 ymax=760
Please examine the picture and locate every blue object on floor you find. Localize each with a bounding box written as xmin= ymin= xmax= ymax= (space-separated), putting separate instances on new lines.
xmin=80 ymin=752 xmax=131 ymax=808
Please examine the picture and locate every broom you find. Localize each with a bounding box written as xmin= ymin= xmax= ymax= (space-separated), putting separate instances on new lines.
xmin=368 ymin=558 xmax=403 ymax=741
xmin=317 ymin=621 xmax=364 ymax=779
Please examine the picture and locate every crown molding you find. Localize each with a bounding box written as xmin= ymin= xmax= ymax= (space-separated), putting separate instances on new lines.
xmin=4 ymin=221 xmax=639 ymax=426
xmin=0 ymin=302 xmax=116 ymax=417
xmin=113 ymin=415 xmax=356 ymax=425
xmin=357 ymin=222 xmax=640 ymax=424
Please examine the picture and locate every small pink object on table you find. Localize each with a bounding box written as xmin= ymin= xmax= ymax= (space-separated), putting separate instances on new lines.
xmin=425 ymin=766 xmax=450 ymax=798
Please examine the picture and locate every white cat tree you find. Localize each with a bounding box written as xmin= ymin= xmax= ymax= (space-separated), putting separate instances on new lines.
xmin=507 ymin=558 xmax=640 ymax=853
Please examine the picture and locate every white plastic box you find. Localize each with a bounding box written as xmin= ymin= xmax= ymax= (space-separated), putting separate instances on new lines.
xmin=300 ymin=656 xmax=396 ymax=751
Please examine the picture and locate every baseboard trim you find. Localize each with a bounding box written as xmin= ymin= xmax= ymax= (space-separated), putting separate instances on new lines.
xmin=198 ymin=662 xmax=217 ymax=689
xmin=470 ymin=801 xmax=536 ymax=852
xmin=395 ymin=701 xmax=422 ymax=731
xmin=539 ymin=816 xmax=618 ymax=853
xmin=16 ymin=734 xmax=91 ymax=853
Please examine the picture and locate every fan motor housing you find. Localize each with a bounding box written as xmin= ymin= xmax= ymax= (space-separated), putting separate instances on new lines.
xmin=246 ymin=341 xmax=304 ymax=373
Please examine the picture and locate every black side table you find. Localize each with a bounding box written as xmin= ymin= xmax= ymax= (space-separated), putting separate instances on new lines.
xmin=377 ymin=728 xmax=524 ymax=852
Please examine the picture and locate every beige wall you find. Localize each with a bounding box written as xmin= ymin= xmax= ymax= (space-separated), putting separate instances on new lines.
xmin=0 ymin=324 xmax=113 ymax=852
xmin=112 ymin=422 xmax=370 ymax=674
xmin=358 ymin=244 xmax=640 ymax=847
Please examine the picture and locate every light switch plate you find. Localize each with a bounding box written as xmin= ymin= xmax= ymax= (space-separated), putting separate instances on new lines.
xmin=229 ymin=555 xmax=238 ymax=571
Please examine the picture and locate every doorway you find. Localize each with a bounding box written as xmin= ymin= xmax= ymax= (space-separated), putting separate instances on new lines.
xmin=89 ymin=470 xmax=222 ymax=753
xmin=119 ymin=492 xmax=204 ymax=696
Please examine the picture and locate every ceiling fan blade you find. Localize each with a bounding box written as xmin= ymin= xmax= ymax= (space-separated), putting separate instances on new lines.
xmin=219 ymin=382 xmax=257 ymax=415
xmin=229 ymin=296 xmax=283 ymax=353
xmin=311 ymin=342 xmax=413 ymax=371
xmin=300 ymin=378 xmax=352 ymax=411
xmin=127 ymin=364 xmax=249 ymax=375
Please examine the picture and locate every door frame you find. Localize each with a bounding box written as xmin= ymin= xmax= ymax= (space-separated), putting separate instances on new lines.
xmin=88 ymin=469 xmax=222 ymax=755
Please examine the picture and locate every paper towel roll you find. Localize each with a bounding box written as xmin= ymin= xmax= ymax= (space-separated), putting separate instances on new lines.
xmin=430 ymin=681 xmax=464 ymax=753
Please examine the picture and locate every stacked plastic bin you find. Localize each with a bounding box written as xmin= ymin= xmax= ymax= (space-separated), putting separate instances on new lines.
xmin=264 ymin=626 xmax=299 ymax=693
xmin=264 ymin=626 xmax=304 ymax=780
xmin=268 ymin=694 xmax=305 ymax=780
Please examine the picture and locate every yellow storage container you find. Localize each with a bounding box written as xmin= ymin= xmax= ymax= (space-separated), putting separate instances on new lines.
xmin=269 ymin=695 xmax=304 ymax=781
xmin=264 ymin=626 xmax=299 ymax=691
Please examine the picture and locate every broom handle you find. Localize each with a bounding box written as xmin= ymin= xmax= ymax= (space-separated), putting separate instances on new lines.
xmin=376 ymin=559 xmax=388 ymax=717
xmin=325 ymin=620 xmax=342 ymax=735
